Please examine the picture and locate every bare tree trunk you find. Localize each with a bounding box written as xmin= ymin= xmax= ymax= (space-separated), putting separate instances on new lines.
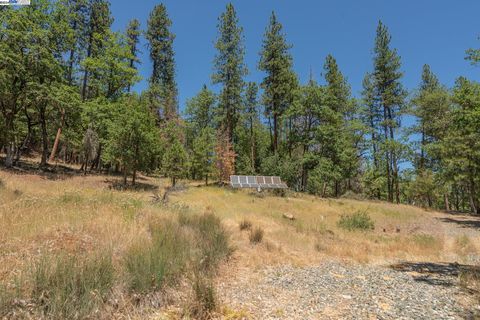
xmin=273 ymin=113 xmax=278 ymax=154
xmin=40 ymin=107 xmax=49 ymax=168
xmin=49 ymin=109 xmax=65 ymax=163
xmin=444 ymin=193 xmax=450 ymax=211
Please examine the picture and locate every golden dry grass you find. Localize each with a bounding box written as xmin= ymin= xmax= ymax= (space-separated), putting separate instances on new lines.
xmin=1 ymin=167 xmax=479 ymax=318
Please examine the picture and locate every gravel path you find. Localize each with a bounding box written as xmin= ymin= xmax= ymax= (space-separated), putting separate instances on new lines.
xmin=218 ymin=261 xmax=478 ymax=319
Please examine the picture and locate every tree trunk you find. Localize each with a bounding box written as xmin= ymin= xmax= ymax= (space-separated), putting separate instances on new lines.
xmin=205 ymin=175 xmax=208 ymax=186
xmin=123 ymin=167 xmax=128 ymax=186
xmin=444 ymin=193 xmax=450 ymax=211
xmin=132 ymin=169 xmax=137 ymax=186
xmin=273 ymin=113 xmax=278 ymax=154
xmin=49 ymin=109 xmax=65 ymax=163
xmin=5 ymin=143 xmax=15 ymax=168
xmin=40 ymin=107 xmax=49 ymax=168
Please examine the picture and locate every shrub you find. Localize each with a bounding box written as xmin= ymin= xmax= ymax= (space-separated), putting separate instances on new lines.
xmin=239 ymin=219 xmax=252 ymax=231
xmin=32 ymin=253 xmax=114 ymax=319
xmin=337 ymin=211 xmax=374 ymax=231
xmin=249 ymin=227 xmax=264 ymax=244
xmin=125 ymin=220 xmax=190 ymax=293
xmin=187 ymin=273 xmax=217 ymax=319
xmin=180 ymin=213 xmax=231 ymax=273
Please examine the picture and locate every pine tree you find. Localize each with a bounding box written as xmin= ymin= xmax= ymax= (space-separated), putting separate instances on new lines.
xmin=244 ymin=82 xmax=260 ymax=173
xmin=191 ymin=127 xmax=216 ymax=185
xmin=146 ymin=4 xmax=177 ymax=120
xmin=259 ymin=11 xmax=297 ymax=154
xmin=323 ymin=55 xmax=359 ymax=196
xmin=81 ymin=0 xmax=113 ymax=101
xmin=185 ymin=85 xmax=216 ymax=134
xmin=371 ymin=21 xmax=407 ymax=203
xmin=126 ymin=19 xmax=141 ymax=92
xmin=212 ymin=3 xmax=247 ymax=144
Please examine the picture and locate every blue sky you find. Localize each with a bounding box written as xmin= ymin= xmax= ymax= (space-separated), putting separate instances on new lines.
xmin=110 ymin=0 xmax=480 ymax=111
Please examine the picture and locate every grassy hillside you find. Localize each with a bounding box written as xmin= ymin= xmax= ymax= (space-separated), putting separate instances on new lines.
xmin=0 ymin=169 xmax=479 ymax=318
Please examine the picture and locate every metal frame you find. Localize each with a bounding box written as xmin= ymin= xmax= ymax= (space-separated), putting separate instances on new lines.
xmin=230 ymin=175 xmax=288 ymax=190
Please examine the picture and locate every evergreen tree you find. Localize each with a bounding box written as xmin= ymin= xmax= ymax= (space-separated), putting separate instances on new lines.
xmin=146 ymin=4 xmax=177 ymax=120
xmin=162 ymin=124 xmax=188 ymax=187
xmin=126 ymin=19 xmax=141 ymax=92
xmin=212 ymin=3 xmax=247 ymax=144
xmin=259 ymin=11 xmax=297 ymax=154
xmin=185 ymin=85 xmax=216 ymax=134
xmin=81 ymin=0 xmax=113 ymax=101
xmin=440 ymin=78 xmax=480 ymax=213
xmin=191 ymin=127 xmax=216 ymax=185
xmin=323 ymin=55 xmax=359 ymax=196
xmin=244 ymin=82 xmax=260 ymax=173
xmin=371 ymin=21 xmax=407 ymax=203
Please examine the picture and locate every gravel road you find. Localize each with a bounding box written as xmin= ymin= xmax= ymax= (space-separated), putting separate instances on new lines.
xmin=218 ymin=261 xmax=479 ymax=319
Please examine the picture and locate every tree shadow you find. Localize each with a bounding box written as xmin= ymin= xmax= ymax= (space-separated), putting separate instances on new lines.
xmin=437 ymin=217 xmax=480 ymax=230
xmin=0 ymin=158 xmax=79 ymax=181
xmin=106 ymin=179 xmax=159 ymax=192
xmin=390 ymin=262 xmax=479 ymax=288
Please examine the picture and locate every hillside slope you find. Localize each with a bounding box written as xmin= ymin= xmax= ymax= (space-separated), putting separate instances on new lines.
xmin=1 ymin=170 xmax=479 ymax=319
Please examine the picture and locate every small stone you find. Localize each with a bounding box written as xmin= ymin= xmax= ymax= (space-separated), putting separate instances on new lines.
xmin=283 ymin=213 xmax=295 ymax=220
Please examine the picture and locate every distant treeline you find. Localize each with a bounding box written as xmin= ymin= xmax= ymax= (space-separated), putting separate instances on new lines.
xmin=1 ymin=1 xmax=479 ymax=213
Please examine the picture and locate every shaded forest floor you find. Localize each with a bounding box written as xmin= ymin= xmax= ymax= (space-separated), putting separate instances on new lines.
xmin=1 ymin=159 xmax=479 ymax=319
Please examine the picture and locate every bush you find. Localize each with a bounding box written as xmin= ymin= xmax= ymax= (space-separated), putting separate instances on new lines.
xmin=249 ymin=227 xmax=264 ymax=244
xmin=239 ymin=219 xmax=252 ymax=231
xmin=180 ymin=213 xmax=231 ymax=273
xmin=187 ymin=273 xmax=217 ymax=319
xmin=126 ymin=213 xmax=231 ymax=293
xmin=337 ymin=211 xmax=374 ymax=231
xmin=125 ymin=220 xmax=190 ymax=293
xmin=32 ymin=253 xmax=114 ymax=319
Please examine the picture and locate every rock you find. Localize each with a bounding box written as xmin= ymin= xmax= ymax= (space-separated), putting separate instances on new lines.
xmin=283 ymin=213 xmax=295 ymax=220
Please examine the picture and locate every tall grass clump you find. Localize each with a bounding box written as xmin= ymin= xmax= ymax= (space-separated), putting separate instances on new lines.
xmin=337 ymin=211 xmax=374 ymax=231
xmin=32 ymin=253 xmax=114 ymax=319
xmin=239 ymin=219 xmax=252 ymax=231
xmin=179 ymin=213 xmax=231 ymax=273
xmin=249 ymin=227 xmax=264 ymax=244
xmin=187 ymin=273 xmax=218 ymax=319
xmin=125 ymin=220 xmax=190 ymax=293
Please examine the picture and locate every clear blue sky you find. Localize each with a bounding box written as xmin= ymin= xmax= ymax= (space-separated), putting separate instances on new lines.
xmin=110 ymin=0 xmax=480 ymax=111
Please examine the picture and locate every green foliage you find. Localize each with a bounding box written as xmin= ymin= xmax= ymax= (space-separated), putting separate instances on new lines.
xmin=161 ymin=122 xmax=189 ymax=186
xmin=259 ymin=11 xmax=297 ymax=153
xmin=337 ymin=211 xmax=375 ymax=231
xmin=191 ymin=128 xmax=216 ymax=184
xmin=179 ymin=213 xmax=231 ymax=273
xmin=104 ymin=95 xmax=159 ymax=184
xmin=146 ymin=4 xmax=177 ymax=118
xmin=212 ymin=3 xmax=247 ymax=141
xmin=125 ymin=220 xmax=190 ymax=293
xmin=126 ymin=212 xmax=230 ymax=296
xmin=32 ymin=253 xmax=114 ymax=319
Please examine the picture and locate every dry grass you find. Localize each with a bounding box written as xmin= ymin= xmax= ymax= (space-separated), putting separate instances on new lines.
xmin=172 ymin=185 xmax=479 ymax=265
xmin=1 ymin=166 xmax=479 ymax=317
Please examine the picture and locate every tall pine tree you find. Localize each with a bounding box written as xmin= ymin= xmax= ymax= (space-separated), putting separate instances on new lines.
xmin=371 ymin=21 xmax=406 ymax=203
xmin=259 ymin=11 xmax=297 ymax=154
xmin=146 ymin=4 xmax=178 ymax=120
xmin=212 ymin=3 xmax=247 ymax=145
